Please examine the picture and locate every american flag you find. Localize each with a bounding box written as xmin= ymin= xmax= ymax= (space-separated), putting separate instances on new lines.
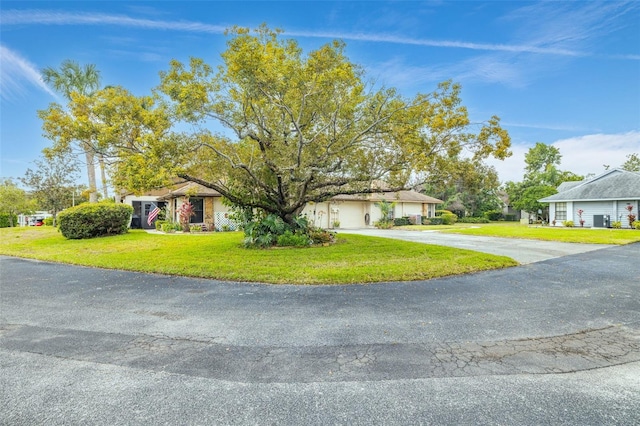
xmin=147 ymin=205 xmax=161 ymax=226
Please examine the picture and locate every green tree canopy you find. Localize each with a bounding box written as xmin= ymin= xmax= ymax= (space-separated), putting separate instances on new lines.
xmin=40 ymin=60 xmax=103 ymax=202
xmin=20 ymin=151 xmax=80 ymax=226
xmin=0 ymin=179 xmax=35 ymax=227
xmin=44 ymin=26 xmax=511 ymax=226
xmin=147 ymin=26 xmax=511 ymax=225
xmin=505 ymin=142 xmax=582 ymax=216
xmin=621 ymin=153 xmax=640 ymax=172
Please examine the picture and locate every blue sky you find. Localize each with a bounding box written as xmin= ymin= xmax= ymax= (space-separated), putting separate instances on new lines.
xmin=1 ymin=1 xmax=639 ymax=187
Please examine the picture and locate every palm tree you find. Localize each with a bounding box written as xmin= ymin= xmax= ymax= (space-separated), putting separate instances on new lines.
xmin=42 ymin=60 xmax=103 ymax=202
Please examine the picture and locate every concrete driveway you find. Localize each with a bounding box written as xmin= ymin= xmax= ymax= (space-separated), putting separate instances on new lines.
xmin=341 ymin=228 xmax=613 ymax=263
xmin=1 ymin=243 xmax=639 ymax=424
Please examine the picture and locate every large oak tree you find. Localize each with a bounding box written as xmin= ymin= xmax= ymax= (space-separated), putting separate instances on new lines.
xmin=40 ymin=26 xmax=511 ymax=226
xmin=147 ymin=26 xmax=511 ymax=225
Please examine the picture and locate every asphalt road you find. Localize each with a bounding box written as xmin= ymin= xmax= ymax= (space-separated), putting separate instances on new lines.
xmin=340 ymin=228 xmax=614 ymax=264
xmin=1 ymin=242 xmax=639 ymax=425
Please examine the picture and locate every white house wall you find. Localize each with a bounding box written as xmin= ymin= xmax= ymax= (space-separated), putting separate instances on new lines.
xmin=616 ymin=200 xmax=638 ymax=225
xmin=573 ymin=201 xmax=615 ymax=227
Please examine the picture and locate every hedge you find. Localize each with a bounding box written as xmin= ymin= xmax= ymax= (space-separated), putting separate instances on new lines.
xmin=0 ymin=213 xmax=17 ymax=228
xmin=57 ymin=202 xmax=134 ymax=239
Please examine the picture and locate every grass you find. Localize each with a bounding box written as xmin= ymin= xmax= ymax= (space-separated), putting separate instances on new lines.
xmin=0 ymin=227 xmax=517 ymax=285
xmin=397 ymin=222 xmax=640 ymax=245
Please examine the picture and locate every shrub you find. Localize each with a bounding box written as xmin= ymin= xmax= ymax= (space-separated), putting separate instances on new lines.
xmin=155 ymin=220 xmax=166 ymax=231
xmin=177 ymin=201 xmax=195 ymax=232
xmin=43 ymin=217 xmax=54 ymax=226
xmin=441 ymin=213 xmax=458 ymax=225
xmin=612 ymin=221 xmax=622 ymax=229
xmin=57 ymin=202 xmax=133 ymax=239
xmin=424 ymin=217 xmax=443 ymax=225
xmin=190 ymin=225 xmax=203 ymax=232
xmin=563 ymin=220 xmax=574 ymax=227
xmin=374 ymin=219 xmax=394 ymax=229
xmin=393 ymin=217 xmax=411 ymax=226
xmin=308 ymin=228 xmax=335 ymax=244
xmin=276 ymin=230 xmax=311 ymax=247
xmin=435 ymin=209 xmax=454 ymax=217
xmin=0 ymin=213 xmax=17 ymax=228
xmin=634 ymin=220 xmax=640 ymax=230
xmin=484 ymin=210 xmax=503 ymax=221
xmin=458 ymin=217 xmax=490 ymax=224
xmin=161 ymin=222 xmax=178 ymax=233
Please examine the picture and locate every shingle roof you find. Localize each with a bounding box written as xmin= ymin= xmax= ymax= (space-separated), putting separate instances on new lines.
xmin=540 ymin=169 xmax=640 ymax=202
xmin=159 ymin=182 xmax=222 ymax=199
xmin=157 ymin=181 xmax=442 ymax=204
xmin=332 ymin=190 xmax=443 ymax=204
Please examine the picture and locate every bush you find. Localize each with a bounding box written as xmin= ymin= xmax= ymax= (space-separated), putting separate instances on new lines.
xmin=155 ymin=220 xmax=166 ymax=230
xmin=374 ymin=219 xmax=394 ymax=229
xmin=57 ymin=202 xmax=133 ymax=239
xmin=43 ymin=217 xmax=54 ymax=226
xmin=276 ymin=230 xmax=311 ymax=247
xmin=634 ymin=220 xmax=640 ymax=230
xmin=484 ymin=210 xmax=503 ymax=221
xmin=393 ymin=217 xmax=411 ymax=226
xmin=458 ymin=217 xmax=490 ymax=224
xmin=161 ymin=222 xmax=178 ymax=233
xmin=308 ymin=228 xmax=335 ymax=244
xmin=612 ymin=221 xmax=622 ymax=229
xmin=190 ymin=224 xmax=203 ymax=232
xmin=563 ymin=220 xmax=574 ymax=227
xmin=0 ymin=213 xmax=17 ymax=228
xmin=424 ymin=217 xmax=443 ymax=225
xmin=441 ymin=213 xmax=458 ymax=225
xmin=435 ymin=210 xmax=454 ymax=217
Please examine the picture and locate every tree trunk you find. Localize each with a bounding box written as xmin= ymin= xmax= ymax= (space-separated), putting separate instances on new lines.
xmin=98 ymin=155 xmax=108 ymax=199
xmin=85 ymin=148 xmax=98 ymax=203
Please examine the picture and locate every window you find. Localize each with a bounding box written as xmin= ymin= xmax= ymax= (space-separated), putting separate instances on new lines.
xmin=555 ymin=202 xmax=567 ymax=221
xmin=190 ymin=198 xmax=204 ymax=223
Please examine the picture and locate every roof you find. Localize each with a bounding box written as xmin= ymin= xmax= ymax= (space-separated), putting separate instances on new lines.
xmin=159 ymin=182 xmax=222 ymax=200
xmin=540 ymin=169 xmax=640 ymax=202
xmin=332 ymin=190 xmax=443 ymax=204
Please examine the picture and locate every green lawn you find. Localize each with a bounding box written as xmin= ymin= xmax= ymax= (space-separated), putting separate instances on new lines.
xmin=398 ymin=222 xmax=640 ymax=245
xmin=0 ymin=227 xmax=517 ymax=284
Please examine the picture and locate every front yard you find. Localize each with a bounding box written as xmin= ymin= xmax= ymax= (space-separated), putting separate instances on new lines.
xmin=397 ymin=222 xmax=640 ymax=245
xmin=0 ymin=227 xmax=516 ymax=284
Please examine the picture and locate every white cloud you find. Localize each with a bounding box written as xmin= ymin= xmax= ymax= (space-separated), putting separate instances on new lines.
xmin=5 ymin=9 xmax=637 ymax=59
xmin=1 ymin=10 xmax=227 ymax=34
xmin=553 ymin=131 xmax=640 ymax=175
xmin=487 ymin=131 xmax=640 ymax=183
xmin=0 ymin=45 xmax=58 ymax=101
xmin=485 ymin=143 xmax=530 ymax=184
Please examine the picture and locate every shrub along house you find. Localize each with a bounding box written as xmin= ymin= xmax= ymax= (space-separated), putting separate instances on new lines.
xmin=123 ymin=180 xmax=442 ymax=230
xmin=539 ymin=168 xmax=640 ymax=228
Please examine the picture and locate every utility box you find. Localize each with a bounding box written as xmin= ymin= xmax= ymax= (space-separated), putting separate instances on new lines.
xmin=593 ymin=215 xmax=610 ymax=228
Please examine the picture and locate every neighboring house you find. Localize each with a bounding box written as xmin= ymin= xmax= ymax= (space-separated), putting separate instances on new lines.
xmin=123 ymin=181 xmax=442 ymax=230
xmin=539 ymin=169 xmax=640 ymax=228
xmin=302 ymin=191 xmax=443 ymax=229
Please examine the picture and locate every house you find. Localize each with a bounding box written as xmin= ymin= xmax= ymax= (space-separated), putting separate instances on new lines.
xmin=539 ymin=169 xmax=640 ymax=228
xmin=122 ymin=180 xmax=442 ymax=230
xmin=301 ymin=191 xmax=443 ymax=228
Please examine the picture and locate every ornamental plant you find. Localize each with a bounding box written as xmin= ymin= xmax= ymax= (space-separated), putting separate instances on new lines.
xmin=177 ymin=201 xmax=195 ymax=232
xmin=626 ymin=205 xmax=636 ymax=228
xmin=577 ymin=209 xmax=585 ymax=227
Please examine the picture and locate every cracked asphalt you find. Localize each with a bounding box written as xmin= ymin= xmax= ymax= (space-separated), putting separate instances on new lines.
xmin=1 ymin=242 xmax=639 ymax=425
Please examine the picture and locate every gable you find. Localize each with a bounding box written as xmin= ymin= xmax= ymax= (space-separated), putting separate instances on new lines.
xmin=540 ymin=169 xmax=640 ymax=202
